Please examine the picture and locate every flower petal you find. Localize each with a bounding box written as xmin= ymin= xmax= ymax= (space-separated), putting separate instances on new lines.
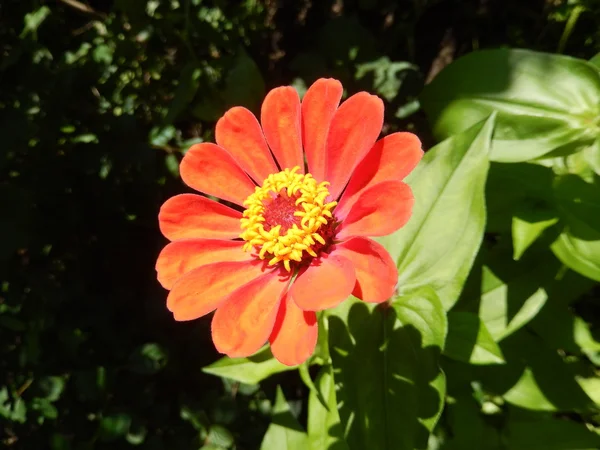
xmin=156 ymin=239 xmax=251 ymax=290
xmin=212 ymin=270 xmax=288 ymax=357
xmin=334 ymin=237 xmax=397 ymax=303
xmin=290 ymin=253 xmax=356 ymax=311
xmin=167 ymin=260 xmax=267 ymax=321
xmin=158 ymin=194 xmax=242 ymax=241
xmin=215 ymin=106 xmax=278 ymax=184
xmin=325 ymin=92 xmax=384 ymax=199
xmin=336 ymin=180 xmax=414 ymax=239
xmin=336 ymin=132 xmax=423 ymax=219
xmin=269 ymin=293 xmax=318 ymax=366
xmin=180 ymin=142 xmax=256 ymax=206
xmin=302 ymin=78 xmax=343 ymax=181
xmin=261 ymin=86 xmax=304 ymax=172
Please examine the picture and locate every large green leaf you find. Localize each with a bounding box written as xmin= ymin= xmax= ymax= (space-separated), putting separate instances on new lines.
xmin=421 ymin=48 xmax=600 ymax=162
xmin=260 ymin=387 xmax=308 ymax=450
xmin=307 ymin=366 xmax=349 ymax=450
xmin=202 ymin=347 xmax=295 ymax=385
xmin=444 ymin=312 xmax=504 ymax=365
xmin=379 ymin=115 xmax=494 ymax=310
xmin=584 ymin=137 xmax=600 ymax=175
xmin=551 ymin=175 xmax=600 ymax=281
xmin=327 ymin=289 xmax=446 ymax=450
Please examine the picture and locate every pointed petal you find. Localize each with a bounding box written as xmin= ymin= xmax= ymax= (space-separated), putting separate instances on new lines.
xmin=269 ymin=293 xmax=318 ymax=366
xmin=261 ymin=87 xmax=304 ymax=172
xmin=336 ymin=132 xmax=423 ymax=219
xmin=325 ymin=92 xmax=384 ymax=199
xmin=336 ymin=180 xmax=414 ymax=239
xmin=334 ymin=237 xmax=397 ymax=303
xmin=302 ymin=78 xmax=343 ymax=181
xmin=167 ymin=260 xmax=267 ymax=321
xmin=158 ymin=194 xmax=242 ymax=241
xmin=180 ymin=142 xmax=256 ymax=206
xmin=290 ymin=253 xmax=355 ymax=311
xmin=212 ymin=270 xmax=288 ymax=357
xmin=156 ymin=239 xmax=252 ymax=290
xmin=216 ymin=106 xmax=278 ymax=184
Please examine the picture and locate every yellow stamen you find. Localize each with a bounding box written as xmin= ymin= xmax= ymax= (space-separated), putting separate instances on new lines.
xmin=240 ymin=166 xmax=336 ymax=272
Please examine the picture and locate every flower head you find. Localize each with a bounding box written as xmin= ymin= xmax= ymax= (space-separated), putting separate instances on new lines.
xmin=156 ymin=78 xmax=423 ymax=366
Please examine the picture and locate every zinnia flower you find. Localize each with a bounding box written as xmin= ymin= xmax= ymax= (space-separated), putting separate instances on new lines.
xmin=156 ymin=78 xmax=423 ymax=366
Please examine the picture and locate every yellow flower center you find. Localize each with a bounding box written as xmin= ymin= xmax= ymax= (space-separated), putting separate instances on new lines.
xmin=240 ymin=167 xmax=338 ymax=272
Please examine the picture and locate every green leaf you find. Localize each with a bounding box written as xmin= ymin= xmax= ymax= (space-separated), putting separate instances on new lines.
xmin=163 ymin=62 xmax=202 ymax=125
xmin=590 ymin=52 xmax=600 ymax=68
xmin=21 ymin=6 xmax=51 ymax=38
xmin=202 ymin=346 xmax=295 ymax=385
xmin=551 ymin=175 xmax=600 ymax=281
xmin=307 ymin=366 xmax=349 ymax=450
xmin=355 ymin=57 xmax=417 ymax=102
xmin=222 ymin=49 xmax=265 ymax=111
xmin=499 ymin=332 xmax=595 ymax=412
xmin=474 ymin=247 xmax=556 ymax=342
xmin=421 ymin=49 xmax=600 ymax=162
xmin=551 ymin=232 xmax=600 ymax=281
xmin=378 ymin=115 xmax=494 ymax=310
xmin=206 ymin=425 xmax=234 ymax=448
xmin=486 ymin=162 xmax=556 ymax=234
xmin=574 ymin=317 xmax=600 ymax=365
xmin=149 ymin=125 xmax=176 ymax=147
xmin=260 ymin=386 xmax=308 ymax=450
xmin=128 ymin=343 xmax=168 ymax=375
xmin=445 ymin=312 xmax=504 ymax=365
xmin=443 ymin=393 xmax=503 ymax=450
xmin=328 ymin=289 xmax=446 ymax=450
xmin=99 ymin=413 xmax=132 ymax=442
xmin=584 ymin=137 xmax=600 ymax=175
xmin=512 ymin=206 xmax=559 ymax=260
xmin=506 ymin=416 xmax=600 ymax=450
xmin=554 ymin=175 xmax=600 ymax=233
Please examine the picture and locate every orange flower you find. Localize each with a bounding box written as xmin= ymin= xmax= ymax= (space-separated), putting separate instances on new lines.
xmin=156 ymin=78 xmax=423 ymax=366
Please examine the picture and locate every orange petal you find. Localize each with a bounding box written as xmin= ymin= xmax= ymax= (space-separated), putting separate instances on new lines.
xmin=301 ymin=78 xmax=343 ymax=181
xmin=212 ymin=270 xmax=288 ymax=357
xmin=158 ymin=194 xmax=242 ymax=241
xmin=290 ymin=253 xmax=355 ymax=311
xmin=336 ymin=180 xmax=414 ymax=239
xmin=261 ymin=87 xmax=304 ymax=172
xmin=167 ymin=260 xmax=267 ymax=321
xmin=156 ymin=239 xmax=252 ymax=290
xmin=269 ymin=293 xmax=318 ymax=366
xmin=180 ymin=142 xmax=256 ymax=206
xmin=336 ymin=132 xmax=423 ymax=219
xmin=334 ymin=237 xmax=397 ymax=303
xmin=325 ymin=92 xmax=384 ymax=199
xmin=215 ymin=106 xmax=278 ymax=184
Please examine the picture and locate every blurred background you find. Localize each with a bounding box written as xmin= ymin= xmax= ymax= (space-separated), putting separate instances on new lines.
xmin=2 ymin=0 xmax=600 ymax=448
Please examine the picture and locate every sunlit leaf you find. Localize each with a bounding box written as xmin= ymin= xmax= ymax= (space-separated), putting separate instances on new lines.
xmin=444 ymin=312 xmax=505 ymax=365
xmin=379 ymin=115 xmax=494 ymax=310
xmin=307 ymin=365 xmax=349 ymax=450
xmin=422 ymin=48 xmax=600 ymax=162
xmin=260 ymin=387 xmax=307 ymax=450
xmin=202 ymin=346 xmax=295 ymax=385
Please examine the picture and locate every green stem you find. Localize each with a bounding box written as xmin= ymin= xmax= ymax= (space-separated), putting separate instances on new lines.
xmin=557 ymin=5 xmax=585 ymax=54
